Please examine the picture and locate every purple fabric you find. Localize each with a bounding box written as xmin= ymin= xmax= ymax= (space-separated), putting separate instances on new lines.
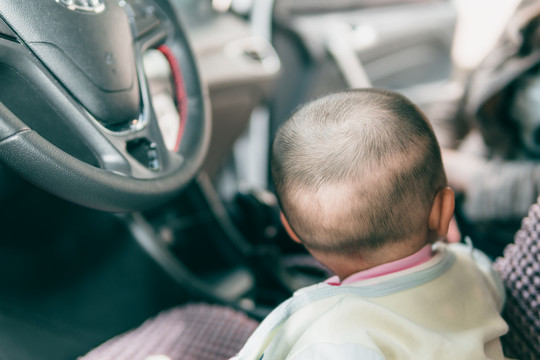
xmin=78 ymin=303 xmax=258 ymax=360
xmin=494 ymin=199 xmax=540 ymax=359
xmin=77 ymin=254 xmax=331 ymax=360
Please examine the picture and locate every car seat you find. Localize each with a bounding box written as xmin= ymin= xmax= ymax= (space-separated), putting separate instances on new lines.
xmin=494 ymin=197 xmax=540 ymax=359
xmin=79 ymin=303 xmax=258 ymax=360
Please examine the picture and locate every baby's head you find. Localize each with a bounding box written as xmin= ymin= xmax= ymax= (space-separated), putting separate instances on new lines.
xmin=271 ymin=88 xmax=450 ymax=259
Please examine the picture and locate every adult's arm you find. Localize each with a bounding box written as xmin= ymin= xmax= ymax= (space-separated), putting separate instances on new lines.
xmin=443 ymin=149 xmax=540 ymax=222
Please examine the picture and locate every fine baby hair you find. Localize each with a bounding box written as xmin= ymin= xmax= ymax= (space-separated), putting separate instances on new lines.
xmin=271 ymin=88 xmax=447 ymax=255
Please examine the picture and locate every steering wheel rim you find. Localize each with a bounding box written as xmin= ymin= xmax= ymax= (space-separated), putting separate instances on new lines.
xmin=0 ymin=0 xmax=210 ymax=212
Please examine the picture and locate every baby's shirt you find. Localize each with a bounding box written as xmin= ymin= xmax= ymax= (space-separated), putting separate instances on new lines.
xmin=325 ymin=243 xmax=433 ymax=285
xmin=231 ymin=243 xmax=509 ymax=360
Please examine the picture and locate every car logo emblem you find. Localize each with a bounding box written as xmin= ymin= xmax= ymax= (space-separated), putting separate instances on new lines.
xmin=55 ymin=0 xmax=106 ymax=14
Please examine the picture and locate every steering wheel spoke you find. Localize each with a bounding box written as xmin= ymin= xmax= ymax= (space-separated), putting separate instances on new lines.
xmin=0 ymin=0 xmax=210 ymax=212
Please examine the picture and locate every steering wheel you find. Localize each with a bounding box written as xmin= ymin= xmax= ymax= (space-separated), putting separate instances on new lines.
xmin=0 ymin=0 xmax=210 ymax=212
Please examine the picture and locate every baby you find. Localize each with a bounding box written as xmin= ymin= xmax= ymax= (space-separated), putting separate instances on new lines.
xmin=232 ymin=88 xmax=509 ymax=359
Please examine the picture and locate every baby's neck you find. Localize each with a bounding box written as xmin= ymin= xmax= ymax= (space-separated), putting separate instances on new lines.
xmin=310 ymin=237 xmax=432 ymax=281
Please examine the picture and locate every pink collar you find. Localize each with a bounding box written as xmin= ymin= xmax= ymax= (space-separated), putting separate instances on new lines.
xmin=326 ymin=244 xmax=433 ymax=286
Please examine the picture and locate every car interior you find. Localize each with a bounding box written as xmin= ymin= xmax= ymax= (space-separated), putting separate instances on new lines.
xmin=2 ymin=0 xmax=536 ymax=359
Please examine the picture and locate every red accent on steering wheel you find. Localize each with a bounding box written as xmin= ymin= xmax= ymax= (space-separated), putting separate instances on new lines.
xmin=158 ymin=44 xmax=188 ymax=152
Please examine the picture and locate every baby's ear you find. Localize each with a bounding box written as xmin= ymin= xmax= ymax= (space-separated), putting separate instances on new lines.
xmin=280 ymin=212 xmax=302 ymax=244
xmin=428 ymin=187 xmax=455 ymax=236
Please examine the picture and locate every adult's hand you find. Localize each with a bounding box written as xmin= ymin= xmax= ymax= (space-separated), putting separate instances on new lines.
xmin=441 ymin=148 xmax=487 ymax=194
